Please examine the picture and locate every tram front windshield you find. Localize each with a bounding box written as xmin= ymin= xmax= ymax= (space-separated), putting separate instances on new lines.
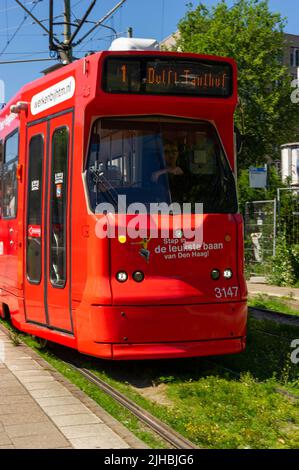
xmin=86 ymin=118 xmax=237 ymax=214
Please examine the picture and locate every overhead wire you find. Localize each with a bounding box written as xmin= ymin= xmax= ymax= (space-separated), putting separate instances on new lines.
xmin=0 ymin=51 xmax=51 ymax=55
xmin=73 ymin=2 xmax=124 ymax=54
xmin=0 ymin=0 xmax=36 ymax=13
xmin=71 ymin=0 xmax=126 ymax=47
xmin=71 ymin=0 xmax=95 ymax=28
xmin=119 ymin=2 xmax=124 ymax=35
xmin=75 ymin=29 xmax=112 ymax=54
xmin=0 ymin=33 xmax=46 ymax=37
xmin=0 ymin=0 xmax=43 ymax=58
xmin=0 ymin=23 xmax=41 ymax=33
xmin=73 ymin=0 xmax=87 ymax=10
xmin=0 ymin=58 xmax=56 ymax=64
xmin=5 ymin=0 xmax=9 ymax=44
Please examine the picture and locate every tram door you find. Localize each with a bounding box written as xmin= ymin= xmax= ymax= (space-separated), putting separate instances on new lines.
xmin=24 ymin=113 xmax=73 ymax=333
xmin=24 ymin=122 xmax=48 ymax=325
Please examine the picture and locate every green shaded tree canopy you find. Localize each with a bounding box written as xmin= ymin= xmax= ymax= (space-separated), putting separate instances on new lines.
xmin=177 ymin=0 xmax=299 ymax=170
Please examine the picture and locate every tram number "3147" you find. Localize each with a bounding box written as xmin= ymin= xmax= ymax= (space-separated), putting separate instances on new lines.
xmin=214 ymin=287 xmax=239 ymax=299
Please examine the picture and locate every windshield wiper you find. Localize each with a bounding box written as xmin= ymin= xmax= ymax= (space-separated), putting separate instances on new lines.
xmin=89 ymin=166 xmax=118 ymax=208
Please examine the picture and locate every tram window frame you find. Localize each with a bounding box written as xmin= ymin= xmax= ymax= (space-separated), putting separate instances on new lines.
xmin=49 ymin=126 xmax=69 ymax=289
xmin=2 ymin=129 xmax=19 ymax=220
xmin=85 ymin=117 xmax=238 ymax=215
xmin=26 ymin=134 xmax=44 ymax=285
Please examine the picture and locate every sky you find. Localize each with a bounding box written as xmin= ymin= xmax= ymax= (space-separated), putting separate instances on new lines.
xmin=0 ymin=0 xmax=299 ymax=103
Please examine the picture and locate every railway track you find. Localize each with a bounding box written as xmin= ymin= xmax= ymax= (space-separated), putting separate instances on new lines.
xmin=63 ymin=359 xmax=198 ymax=450
xmin=248 ymin=306 xmax=299 ymax=326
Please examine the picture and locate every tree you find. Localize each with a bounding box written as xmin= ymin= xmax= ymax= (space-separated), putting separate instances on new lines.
xmin=237 ymin=165 xmax=283 ymax=213
xmin=177 ymin=0 xmax=299 ymax=170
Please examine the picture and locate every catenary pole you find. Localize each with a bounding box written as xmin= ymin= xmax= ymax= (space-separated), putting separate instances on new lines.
xmin=63 ymin=0 xmax=72 ymax=63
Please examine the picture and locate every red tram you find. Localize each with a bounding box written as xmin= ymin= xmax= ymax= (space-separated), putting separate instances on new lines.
xmin=0 ymin=44 xmax=247 ymax=360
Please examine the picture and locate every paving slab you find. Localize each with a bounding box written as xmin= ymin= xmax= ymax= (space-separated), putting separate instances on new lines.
xmin=11 ymin=434 xmax=70 ymax=450
xmin=0 ymin=395 xmax=34 ymax=405
xmin=70 ymin=432 xmax=130 ymax=449
xmin=35 ymin=396 xmax=79 ymax=407
xmin=0 ymin=402 xmax=44 ymax=415
xmin=60 ymin=423 xmax=112 ymax=439
xmin=0 ymin=386 xmax=28 ymax=396
xmin=0 ymin=412 xmax=48 ymax=426
xmin=43 ymin=404 xmax=91 ymax=417
xmin=7 ymin=364 xmax=43 ymax=371
xmin=0 ymin=432 xmax=13 ymax=446
xmin=13 ymin=370 xmax=52 ymax=377
xmin=21 ymin=375 xmax=54 ymax=384
xmin=247 ymin=282 xmax=299 ymax=301
xmin=51 ymin=413 xmax=102 ymax=427
xmin=29 ymin=387 xmax=73 ymax=399
xmin=5 ymin=421 xmax=66 ymax=439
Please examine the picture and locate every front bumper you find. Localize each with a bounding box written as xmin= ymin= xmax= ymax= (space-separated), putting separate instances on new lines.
xmin=76 ymin=301 xmax=247 ymax=360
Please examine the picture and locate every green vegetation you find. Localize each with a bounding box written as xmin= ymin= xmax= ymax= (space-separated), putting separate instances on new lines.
xmin=217 ymin=316 xmax=299 ymax=383
xmin=266 ymin=237 xmax=299 ymax=287
xmin=86 ymin=316 xmax=299 ymax=449
xmin=249 ymin=294 xmax=299 ymax=316
xmin=238 ymin=166 xmax=283 ymax=216
xmin=177 ymin=0 xmax=299 ymax=170
xmin=8 ymin=329 xmax=22 ymax=346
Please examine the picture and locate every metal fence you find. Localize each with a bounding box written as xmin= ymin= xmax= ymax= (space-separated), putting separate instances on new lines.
xmin=244 ymin=187 xmax=299 ymax=278
xmin=277 ymin=187 xmax=299 ymax=245
xmin=244 ymin=200 xmax=276 ymax=277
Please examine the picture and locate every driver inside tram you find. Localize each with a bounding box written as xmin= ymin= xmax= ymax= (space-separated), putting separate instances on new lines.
xmin=151 ymin=142 xmax=184 ymax=183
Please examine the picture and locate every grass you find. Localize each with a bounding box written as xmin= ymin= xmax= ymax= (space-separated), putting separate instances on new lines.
xmin=76 ymin=315 xmax=299 ymax=449
xmin=1 ymin=312 xmax=299 ymax=449
xmin=87 ymin=365 xmax=299 ymax=449
xmin=7 ymin=330 xmax=22 ymax=346
xmin=248 ymin=294 xmax=299 ymax=316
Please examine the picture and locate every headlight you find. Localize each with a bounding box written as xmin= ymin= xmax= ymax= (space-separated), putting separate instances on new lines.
xmin=223 ymin=269 xmax=233 ymax=279
xmin=132 ymin=271 xmax=145 ymax=283
xmin=211 ymin=269 xmax=221 ymax=280
xmin=116 ymin=271 xmax=128 ymax=283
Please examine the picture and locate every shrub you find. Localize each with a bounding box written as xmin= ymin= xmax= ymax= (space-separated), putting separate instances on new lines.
xmin=267 ymin=236 xmax=297 ymax=286
xmin=291 ymin=244 xmax=299 ymax=280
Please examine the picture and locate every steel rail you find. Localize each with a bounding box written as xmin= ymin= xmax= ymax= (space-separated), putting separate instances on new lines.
xmin=248 ymin=306 xmax=299 ymax=326
xmin=64 ymin=360 xmax=197 ymax=450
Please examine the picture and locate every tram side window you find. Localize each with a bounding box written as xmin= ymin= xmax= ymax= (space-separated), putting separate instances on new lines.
xmin=50 ymin=127 xmax=69 ymax=288
xmin=27 ymin=135 xmax=43 ymax=284
xmin=3 ymin=131 xmax=18 ymax=219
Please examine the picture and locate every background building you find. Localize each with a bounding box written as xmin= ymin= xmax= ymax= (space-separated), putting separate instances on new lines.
xmin=284 ymin=34 xmax=299 ymax=80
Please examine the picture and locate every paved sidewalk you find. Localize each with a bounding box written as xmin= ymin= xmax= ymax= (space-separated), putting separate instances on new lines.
xmin=247 ymin=282 xmax=299 ymax=301
xmin=0 ymin=327 xmax=145 ymax=449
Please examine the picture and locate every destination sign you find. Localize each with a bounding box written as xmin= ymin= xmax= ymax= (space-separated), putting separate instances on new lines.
xmin=103 ymin=57 xmax=232 ymax=97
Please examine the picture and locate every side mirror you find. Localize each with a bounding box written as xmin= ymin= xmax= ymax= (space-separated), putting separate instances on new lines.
xmin=234 ymin=125 xmax=243 ymax=155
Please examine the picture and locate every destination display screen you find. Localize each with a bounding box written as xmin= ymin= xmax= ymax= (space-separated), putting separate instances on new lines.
xmin=103 ymin=57 xmax=233 ymax=97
